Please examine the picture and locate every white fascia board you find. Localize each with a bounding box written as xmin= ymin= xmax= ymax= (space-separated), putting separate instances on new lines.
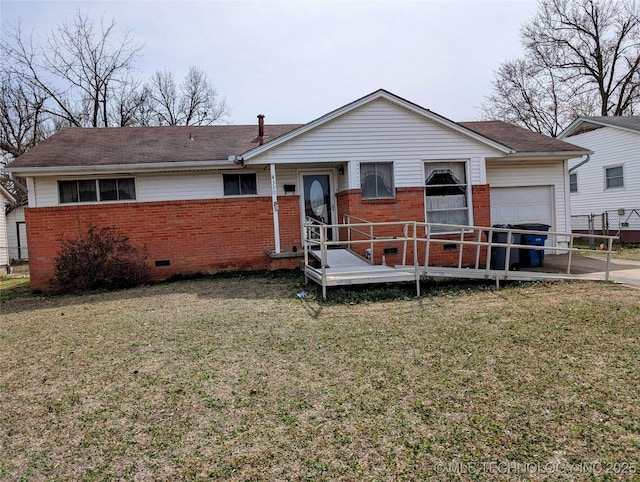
xmin=558 ymin=118 xmax=585 ymax=138
xmin=559 ymin=118 xmax=640 ymax=138
xmin=487 ymin=151 xmax=592 ymax=163
xmin=0 ymin=184 xmax=16 ymax=203
xmin=4 ymin=159 xmax=240 ymax=177
xmin=241 ymin=89 xmax=514 ymax=161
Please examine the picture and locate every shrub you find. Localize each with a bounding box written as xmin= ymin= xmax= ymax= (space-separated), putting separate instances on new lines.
xmin=53 ymin=224 xmax=150 ymax=293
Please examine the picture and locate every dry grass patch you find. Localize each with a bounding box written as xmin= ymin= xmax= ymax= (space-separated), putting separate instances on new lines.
xmin=1 ymin=275 xmax=639 ymax=480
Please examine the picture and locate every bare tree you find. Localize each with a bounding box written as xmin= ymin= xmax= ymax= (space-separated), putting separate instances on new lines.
xmin=148 ymin=66 xmax=229 ymax=125
xmin=0 ymin=68 xmax=51 ymax=202
xmin=1 ymin=10 xmax=142 ymax=128
xmin=483 ymin=0 xmax=640 ymax=135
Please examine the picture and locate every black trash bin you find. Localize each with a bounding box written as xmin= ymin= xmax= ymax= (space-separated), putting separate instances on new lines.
xmin=512 ymin=223 xmax=550 ymax=268
xmin=488 ymin=224 xmax=520 ymax=270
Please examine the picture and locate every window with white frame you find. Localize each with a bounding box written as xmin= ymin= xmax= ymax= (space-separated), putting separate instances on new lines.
xmin=425 ymin=161 xmax=470 ymax=231
xmin=605 ymin=166 xmax=624 ymax=189
xmin=223 ymin=173 xmax=257 ymax=196
xmin=360 ymin=162 xmax=394 ymax=199
xmin=569 ymin=172 xmax=578 ymax=193
xmin=58 ymin=178 xmax=136 ymax=204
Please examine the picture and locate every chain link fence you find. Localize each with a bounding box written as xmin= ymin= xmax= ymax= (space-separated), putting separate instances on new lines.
xmin=572 ymin=208 xmax=640 ymax=246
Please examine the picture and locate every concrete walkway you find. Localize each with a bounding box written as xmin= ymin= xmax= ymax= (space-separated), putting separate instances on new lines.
xmin=544 ymin=254 xmax=640 ymax=288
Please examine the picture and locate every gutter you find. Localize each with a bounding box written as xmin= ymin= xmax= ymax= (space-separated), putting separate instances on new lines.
xmin=3 ymin=159 xmax=241 ymax=177
xmin=568 ymin=154 xmax=591 ymax=173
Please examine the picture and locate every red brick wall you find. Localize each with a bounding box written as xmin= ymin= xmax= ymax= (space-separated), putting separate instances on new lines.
xmin=25 ymin=196 xmax=301 ymax=291
xmin=25 ymin=184 xmax=492 ymax=291
xmin=336 ymin=184 xmax=492 ymax=267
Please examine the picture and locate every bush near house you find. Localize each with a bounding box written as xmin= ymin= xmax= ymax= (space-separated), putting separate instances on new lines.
xmin=53 ymin=224 xmax=150 ymax=293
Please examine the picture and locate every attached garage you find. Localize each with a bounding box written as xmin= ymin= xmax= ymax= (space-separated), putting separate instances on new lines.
xmin=490 ymin=185 xmax=554 ymax=228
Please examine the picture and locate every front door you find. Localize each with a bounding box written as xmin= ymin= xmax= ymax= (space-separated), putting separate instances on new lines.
xmin=302 ymin=173 xmax=333 ymax=241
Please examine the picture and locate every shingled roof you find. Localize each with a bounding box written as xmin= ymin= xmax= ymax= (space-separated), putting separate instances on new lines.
xmin=7 ymin=124 xmax=301 ymax=168
xmin=7 ymin=116 xmax=588 ymax=171
xmin=459 ymin=121 xmax=589 ymax=154
xmin=559 ymin=116 xmax=640 ymax=137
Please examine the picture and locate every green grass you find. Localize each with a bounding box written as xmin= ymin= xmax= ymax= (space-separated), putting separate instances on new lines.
xmin=1 ymin=274 xmax=639 ymax=480
xmin=573 ymin=242 xmax=640 ymax=261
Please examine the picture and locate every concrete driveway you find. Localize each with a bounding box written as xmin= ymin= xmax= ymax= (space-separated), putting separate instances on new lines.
xmin=544 ymin=254 xmax=640 ymax=289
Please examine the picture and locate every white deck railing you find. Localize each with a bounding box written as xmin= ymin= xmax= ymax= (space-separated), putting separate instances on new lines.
xmin=304 ymin=217 xmax=619 ymax=298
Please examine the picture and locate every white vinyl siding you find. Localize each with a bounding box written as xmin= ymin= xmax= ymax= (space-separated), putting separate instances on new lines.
xmin=486 ymin=161 xmax=568 ymax=234
xmin=6 ymin=206 xmax=27 ymax=261
xmin=0 ymin=196 xmax=9 ymax=267
xmin=26 ymin=169 xmax=304 ymax=208
xmin=567 ymin=127 xmax=639 ymax=222
xmin=247 ymin=98 xmax=502 ymax=191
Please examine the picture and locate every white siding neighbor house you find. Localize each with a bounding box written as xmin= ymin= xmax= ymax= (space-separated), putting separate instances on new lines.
xmin=559 ymin=117 xmax=640 ymax=242
xmin=6 ymin=204 xmax=28 ymax=261
xmin=5 ymin=89 xmax=589 ymax=291
xmin=0 ymin=186 xmax=16 ymax=271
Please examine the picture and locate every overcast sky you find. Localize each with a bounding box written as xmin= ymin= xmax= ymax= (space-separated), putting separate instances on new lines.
xmin=1 ymin=0 xmax=538 ymax=126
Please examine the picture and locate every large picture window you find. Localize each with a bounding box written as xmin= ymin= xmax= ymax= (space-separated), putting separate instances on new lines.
xmin=223 ymin=173 xmax=257 ymax=196
xmin=360 ymin=162 xmax=394 ymax=199
xmin=425 ymin=162 xmax=469 ymax=231
xmin=58 ymin=178 xmax=136 ymax=204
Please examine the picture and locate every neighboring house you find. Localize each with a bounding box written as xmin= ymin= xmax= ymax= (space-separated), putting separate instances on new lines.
xmin=559 ymin=116 xmax=640 ymax=242
xmin=4 ymin=89 xmax=589 ymax=291
xmin=0 ymin=185 xmax=16 ymax=272
xmin=6 ymin=203 xmax=28 ymax=262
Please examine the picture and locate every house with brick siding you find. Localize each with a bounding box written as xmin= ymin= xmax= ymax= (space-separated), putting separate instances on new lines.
xmin=4 ymin=89 xmax=589 ymax=291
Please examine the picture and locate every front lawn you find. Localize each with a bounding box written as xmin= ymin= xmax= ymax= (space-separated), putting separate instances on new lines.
xmin=1 ymin=275 xmax=638 ymax=480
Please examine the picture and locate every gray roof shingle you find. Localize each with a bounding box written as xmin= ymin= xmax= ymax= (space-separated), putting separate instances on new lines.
xmin=460 ymin=121 xmax=589 ymax=154
xmin=564 ymin=116 xmax=640 ymax=136
xmin=7 ymin=117 xmax=589 ymax=171
xmin=7 ymin=124 xmax=301 ymax=168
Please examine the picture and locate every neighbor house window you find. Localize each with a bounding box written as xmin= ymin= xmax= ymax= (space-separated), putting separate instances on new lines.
xmin=223 ymin=173 xmax=257 ymax=196
xmin=58 ymin=178 xmax=136 ymax=204
xmin=605 ymin=166 xmax=624 ymax=189
xmin=360 ymin=162 xmax=394 ymax=199
xmin=425 ymin=161 xmax=469 ymax=231
xmin=569 ymin=172 xmax=578 ymax=193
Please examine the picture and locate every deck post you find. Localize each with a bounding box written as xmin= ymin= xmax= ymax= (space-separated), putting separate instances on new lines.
xmin=321 ymin=225 xmax=327 ymax=299
xmin=486 ymin=227 xmax=493 ymax=275
xmin=303 ymin=222 xmax=309 ymax=285
xmin=567 ymin=234 xmax=574 ymax=274
xmin=270 ymin=163 xmax=281 ymax=253
xmin=425 ymin=224 xmax=431 ymax=268
xmin=413 ymin=222 xmax=420 ymax=297
xmin=458 ymin=229 xmax=464 ymax=268
xmin=475 ymin=228 xmax=482 ymax=269
xmin=504 ymin=228 xmax=512 ymax=275
xmin=605 ymin=237 xmax=613 ymax=281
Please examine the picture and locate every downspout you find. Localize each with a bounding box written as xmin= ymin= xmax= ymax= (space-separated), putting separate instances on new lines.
xmin=564 ymin=154 xmax=590 ymax=250
xmin=568 ymin=154 xmax=591 ymax=173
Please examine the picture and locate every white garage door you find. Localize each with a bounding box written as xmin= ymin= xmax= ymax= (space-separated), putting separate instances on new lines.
xmin=490 ymin=186 xmax=554 ymax=228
